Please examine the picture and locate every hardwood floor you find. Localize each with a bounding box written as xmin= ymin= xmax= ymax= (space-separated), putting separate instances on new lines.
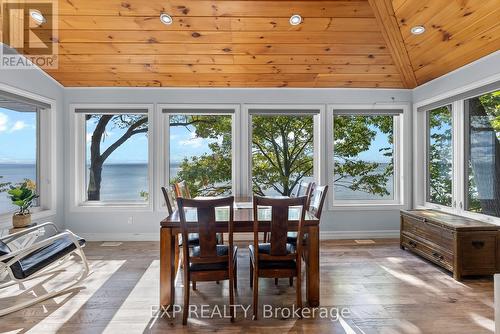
xmin=0 ymin=239 xmax=494 ymax=333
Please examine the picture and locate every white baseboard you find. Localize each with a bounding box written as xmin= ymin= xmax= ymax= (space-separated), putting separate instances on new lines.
xmin=78 ymin=230 xmax=400 ymax=242
xmin=319 ymin=230 xmax=400 ymax=240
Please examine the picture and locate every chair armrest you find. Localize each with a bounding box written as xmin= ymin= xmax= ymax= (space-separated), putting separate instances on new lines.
xmin=0 ymin=231 xmax=81 ymax=267
xmin=0 ymin=222 xmax=60 ymax=243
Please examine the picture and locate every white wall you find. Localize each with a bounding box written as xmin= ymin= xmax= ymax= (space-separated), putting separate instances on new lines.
xmin=63 ymin=88 xmax=412 ymax=240
xmin=3 ymin=50 xmax=498 ymax=241
xmin=0 ymin=68 xmax=64 ymax=228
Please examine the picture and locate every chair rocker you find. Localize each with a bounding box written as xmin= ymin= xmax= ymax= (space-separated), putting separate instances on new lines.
xmin=0 ymin=222 xmax=90 ymax=316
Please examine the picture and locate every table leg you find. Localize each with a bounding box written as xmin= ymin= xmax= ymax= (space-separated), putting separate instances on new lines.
xmin=160 ymin=227 xmax=176 ymax=307
xmin=306 ymin=226 xmax=320 ymax=307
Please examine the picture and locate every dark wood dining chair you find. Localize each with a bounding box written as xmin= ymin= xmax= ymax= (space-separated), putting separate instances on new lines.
xmin=287 ymin=185 xmax=328 ymax=246
xmin=249 ymin=195 xmax=308 ymax=320
xmin=263 ymin=182 xmax=314 ymax=244
xmin=173 ymin=180 xmax=191 ymax=199
xmin=177 ymin=196 xmax=237 ymax=325
xmin=173 ymin=181 xmax=224 ymax=245
xmin=161 ymin=186 xmax=175 ymax=215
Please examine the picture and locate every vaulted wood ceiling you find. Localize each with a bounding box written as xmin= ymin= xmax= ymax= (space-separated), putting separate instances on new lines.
xmin=10 ymin=0 xmax=500 ymax=88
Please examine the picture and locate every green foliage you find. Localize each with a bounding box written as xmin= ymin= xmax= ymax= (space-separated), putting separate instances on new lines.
xmin=7 ymin=180 xmax=38 ymax=215
xmin=174 ymin=113 xmax=396 ymax=198
xmin=252 ymin=115 xmax=314 ymax=196
xmin=334 ymin=115 xmax=394 ymax=196
xmin=428 ymin=106 xmax=453 ymax=206
xmin=171 ymin=115 xmax=233 ymax=197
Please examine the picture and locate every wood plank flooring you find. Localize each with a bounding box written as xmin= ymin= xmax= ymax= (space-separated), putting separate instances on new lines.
xmin=0 ymin=239 xmax=494 ymax=333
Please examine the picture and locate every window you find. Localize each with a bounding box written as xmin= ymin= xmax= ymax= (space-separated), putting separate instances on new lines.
xmin=168 ymin=113 xmax=233 ymax=197
xmin=465 ymin=91 xmax=500 ymax=218
xmin=333 ymin=114 xmax=396 ymax=202
xmin=0 ymin=107 xmax=38 ymax=214
xmin=427 ymin=105 xmax=453 ymax=207
xmin=251 ymin=114 xmax=314 ymax=196
xmin=84 ymin=112 xmax=149 ymax=203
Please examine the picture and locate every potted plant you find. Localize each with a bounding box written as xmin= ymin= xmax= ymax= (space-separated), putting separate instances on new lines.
xmin=8 ymin=180 xmax=39 ymax=228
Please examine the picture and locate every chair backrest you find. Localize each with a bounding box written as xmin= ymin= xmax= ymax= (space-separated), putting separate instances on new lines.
xmin=0 ymin=240 xmax=23 ymax=278
xmin=174 ymin=181 xmax=191 ymax=199
xmin=293 ymin=181 xmax=312 ymax=198
xmin=161 ymin=186 xmax=175 ymax=215
xmin=253 ymin=196 xmax=307 ymax=258
xmin=177 ymin=196 xmax=234 ymax=267
xmin=309 ymin=185 xmax=328 ymax=219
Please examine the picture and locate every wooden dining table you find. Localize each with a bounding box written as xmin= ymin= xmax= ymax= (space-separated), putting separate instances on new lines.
xmin=159 ymin=197 xmax=320 ymax=307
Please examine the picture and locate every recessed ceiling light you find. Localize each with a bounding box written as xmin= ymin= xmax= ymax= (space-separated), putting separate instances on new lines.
xmin=160 ymin=13 xmax=173 ymax=25
xmin=289 ymin=14 xmax=302 ymax=26
xmin=410 ymin=25 xmax=425 ymax=35
xmin=30 ymin=10 xmax=46 ymax=24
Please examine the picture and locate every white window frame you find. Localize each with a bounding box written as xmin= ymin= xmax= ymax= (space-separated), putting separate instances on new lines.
xmin=421 ymin=102 xmax=459 ymax=211
xmin=157 ymin=104 xmax=240 ymax=211
xmin=69 ymin=104 xmax=154 ymax=212
xmin=0 ymin=83 xmax=56 ymax=224
xmin=243 ymin=104 xmax=326 ymax=198
xmin=328 ymin=103 xmax=410 ymax=211
xmin=414 ymin=79 xmax=500 ymax=224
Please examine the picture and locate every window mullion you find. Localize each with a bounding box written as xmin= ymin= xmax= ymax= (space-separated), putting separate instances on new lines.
xmin=452 ymin=100 xmax=465 ymax=213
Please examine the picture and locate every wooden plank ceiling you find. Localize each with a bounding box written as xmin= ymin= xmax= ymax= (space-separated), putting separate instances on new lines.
xmin=13 ymin=0 xmax=500 ymax=88
xmin=392 ymin=0 xmax=500 ymax=85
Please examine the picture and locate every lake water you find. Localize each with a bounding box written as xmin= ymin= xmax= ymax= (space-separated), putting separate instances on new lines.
xmin=0 ymin=163 xmax=36 ymax=213
xmin=1 ymin=162 xmax=393 ymax=213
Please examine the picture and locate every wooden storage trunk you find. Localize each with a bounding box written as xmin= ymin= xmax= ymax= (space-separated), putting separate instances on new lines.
xmin=400 ymin=209 xmax=500 ymax=280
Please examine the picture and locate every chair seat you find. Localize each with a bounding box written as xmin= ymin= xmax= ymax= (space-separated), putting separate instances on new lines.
xmin=287 ymin=232 xmax=298 ymax=245
xmin=189 ymin=245 xmax=238 ymax=272
xmin=179 ymin=233 xmax=223 ymax=247
xmin=248 ymin=243 xmax=296 ymax=270
xmin=0 ymin=235 xmax=85 ymax=280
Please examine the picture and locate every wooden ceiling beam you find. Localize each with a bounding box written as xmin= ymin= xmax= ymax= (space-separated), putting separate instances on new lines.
xmin=367 ymin=0 xmax=417 ymax=88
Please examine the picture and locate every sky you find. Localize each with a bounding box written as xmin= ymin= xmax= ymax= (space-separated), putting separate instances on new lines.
xmin=1 ymin=109 xmax=392 ymax=165
xmin=0 ymin=108 xmax=37 ymax=163
xmin=86 ymin=116 xmax=149 ymax=164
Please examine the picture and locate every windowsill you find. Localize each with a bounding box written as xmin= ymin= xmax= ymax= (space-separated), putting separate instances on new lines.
xmin=0 ymin=209 xmax=56 ymax=228
xmin=71 ymin=201 xmax=153 ymax=213
xmin=329 ymin=203 xmax=405 ymax=211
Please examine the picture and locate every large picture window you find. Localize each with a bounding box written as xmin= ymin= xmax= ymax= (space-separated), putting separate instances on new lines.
xmin=333 ymin=114 xmax=396 ymax=201
xmin=427 ymin=105 xmax=453 ymax=207
xmin=0 ymin=107 xmax=38 ymax=214
xmin=251 ymin=114 xmax=314 ymax=196
xmin=465 ymin=91 xmax=500 ymax=218
xmin=84 ymin=113 xmax=149 ymax=203
xmin=167 ymin=113 xmax=233 ymax=197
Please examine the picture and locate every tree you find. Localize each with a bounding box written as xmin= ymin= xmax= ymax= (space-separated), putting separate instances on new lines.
xmin=173 ymin=114 xmax=394 ymax=198
xmin=251 ymin=115 xmax=313 ymax=196
xmin=466 ymin=91 xmax=500 ymax=215
xmin=428 ymin=107 xmax=453 ymax=206
xmin=86 ymin=115 xmax=148 ymax=200
xmin=86 ymin=112 xmax=398 ymax=200
xmin=171 ymin=115 xmax=233 ymax=197
xmin=333 ymin=115 xmax=394 ymax=197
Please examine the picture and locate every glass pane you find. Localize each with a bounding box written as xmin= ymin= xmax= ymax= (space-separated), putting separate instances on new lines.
xmin=252 ymin=115 xmax=314 ymax=196
xmin=333 ymin=115 xmax=395 ymax=201
xmin=427 ymin=106 xmax=453 ymax=206
xmin=0 ymin=108 xmax=38 ymax=214
xmin=85 ymin=114 xmax=148 ymax=202
xmin=169 ymin=114 xmax=232 ymax=197
xmin=465 ymin=91 xmax=500 ymax=218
